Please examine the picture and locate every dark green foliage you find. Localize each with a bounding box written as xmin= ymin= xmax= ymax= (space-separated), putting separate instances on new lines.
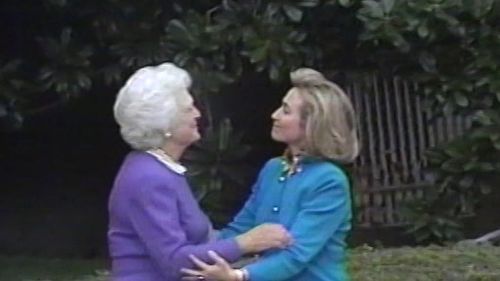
xmin=183 ymin=119 xmax=252 ymax=227
xmin=2 ymin=0 xmax=500 ymax=243
xmin=0 ymin=0 xmax=324 ymax=125
xmin=356 ymin=0 xmax=500 ymax=243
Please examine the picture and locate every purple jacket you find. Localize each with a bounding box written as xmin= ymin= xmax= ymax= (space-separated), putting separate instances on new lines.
xmin=108 ymin=151 xmax=242 ymax=281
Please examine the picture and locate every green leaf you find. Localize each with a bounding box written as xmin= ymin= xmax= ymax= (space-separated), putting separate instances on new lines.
xmin=426 ymin=149 xmax=447 ymax=162
xmin=415 ymin=230 xmax=431 ymax=242
xmin=215 ymin=72 xmax=235 ymax=84
xmin=39 ymin=68 xmax=54 ymax=80
xmin=464 ymin=161 xmax=478 ymax=171
xmin=474 ymin=110 xmax=493 ymax=126
xmin=60 ymin=28 xmax=72 ymax=46
xmin=475 ymin=77 xmax=490 ymax=87
xmin=0 ymin=104 xmax=7 ymax=117
xmin=431 ymin=226 xmax=443 ymax=239
xmin=288 ymin=31 xmax=307 ymax=42
xmin=173 ymin=3 xmax=183 ymax=13
xmin=390 ymin=31 xmax=410 ymax=52
xmin=269 ymin=64 xmax=280 ymax=81
xmin=419 ymin=52 xmax=437 ymax=73
xmin=248 ymin=45 xmax=268 ymax=63
xmin=7 ymin=111 xmax=23 ymax=130
xmin=381 ymin=0 xmax=395 ymax=14
xmin=441 ymin=158 xmax=463 ymax=173
xmin=479 ymin=183 xmax=492 ymax=194
xmin=174 ymin=52 xmax=191 ymax=66
xmin=454 ymin=92 xmax=469 ymax=107
xmin=417 ymin=24 xmax=429 ymax=38
xmin=464 ymin=0 xmax=494 ymax=18
xmin=361 ymin=0 xmax=384 ymax=19
xmin=489 ymin=133 xmax=500 ymax=142
xmin=436 ymin=10 xmax=459 ymax=27
xmin=458 ymin=176 xmax=474 ymax=189
xmin=339 ymin=0 xmax=352 ymax=7
xmin=444 ymin=145 xmax=463 ymax=158
xmin=77 ymin=74 xmax=92 ymax=89
xmin=443 ymin=102 xmax=454 ymax=116
xmin=283 ymin=4 xmax=303 ymax=22
xmin=479 ymin=163 xmax=495 ymax=172
xmin=1 ymin=59 xmax=22 ymax=74
xmin=166 ymin=19 xmax=190 ymax=38
xmin=47 ymin=0 xmax=67 ymax=7
xmin=296 ymin=0 xmax=320 ymax=7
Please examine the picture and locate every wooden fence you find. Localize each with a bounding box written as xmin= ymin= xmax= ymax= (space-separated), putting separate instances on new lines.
xmin=344 ymin=74 xmax=472 ymax=227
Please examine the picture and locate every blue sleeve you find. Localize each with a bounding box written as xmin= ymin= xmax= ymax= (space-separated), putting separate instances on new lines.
xmin=128 ymin=178 xmax=242 ymax=279
xmin=245 ymin=171 xmax=351 ymax=280
xmin=218 ymin=159 xmax=276 ymax=239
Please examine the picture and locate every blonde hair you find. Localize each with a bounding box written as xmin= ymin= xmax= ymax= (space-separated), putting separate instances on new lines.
xmin=291 ymin=68 xmax=359 ymax=163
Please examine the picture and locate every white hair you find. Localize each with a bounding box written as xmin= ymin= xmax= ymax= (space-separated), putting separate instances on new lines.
xmin=113 ymin=62 xmax=192 ymax=150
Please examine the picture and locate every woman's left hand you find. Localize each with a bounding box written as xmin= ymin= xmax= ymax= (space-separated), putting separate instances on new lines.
xmin=181 ymin=250 xmax=238 ymax=281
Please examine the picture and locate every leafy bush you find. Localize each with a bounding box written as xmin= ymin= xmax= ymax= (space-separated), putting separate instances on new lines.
xmin=3 ymin=0 xmax=500 ymax=244
xmin=183 ymin=118 xmax=252 ymax=227
xmin=357 ymin=0 xmax=500 ymax=243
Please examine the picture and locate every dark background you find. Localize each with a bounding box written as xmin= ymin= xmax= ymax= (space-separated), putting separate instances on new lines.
xmin=2 ymin=0 xmax=499 ymax=258
xmin=0 ymin=68 xmax=289 ymax=257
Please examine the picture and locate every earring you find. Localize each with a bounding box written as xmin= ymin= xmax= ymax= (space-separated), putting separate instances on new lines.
xmin=164 ymin=132 xmax=172 ymax=138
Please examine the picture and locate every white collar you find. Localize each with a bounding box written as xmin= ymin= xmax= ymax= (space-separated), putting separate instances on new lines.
xmin=146 ymin=149 xmax=187 ymax=175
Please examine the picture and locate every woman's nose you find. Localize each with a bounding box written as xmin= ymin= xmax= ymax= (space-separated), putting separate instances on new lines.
xmin=271 ymin=108 xmax=280 ymax=120
xmin=194 ymin=107 xmax=201 ymax=118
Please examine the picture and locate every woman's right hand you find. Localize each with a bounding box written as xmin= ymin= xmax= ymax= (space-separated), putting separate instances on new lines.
xmin=235 ymin=223 xmax=292 ymax=254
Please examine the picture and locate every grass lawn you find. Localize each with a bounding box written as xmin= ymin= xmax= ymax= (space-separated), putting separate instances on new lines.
xmin=2 ymin=244 xmax=500 ymax=281
xmin=349 ymin=244 xmax=500 ymax=281
xmin=0 ymin=256 xmax=107 ymax=281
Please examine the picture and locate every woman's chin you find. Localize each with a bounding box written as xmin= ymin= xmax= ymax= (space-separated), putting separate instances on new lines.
xmin=192 ymin=133 xmax=201 ymax=142
xmin=270 ymin=131 xmax=282 ymax=142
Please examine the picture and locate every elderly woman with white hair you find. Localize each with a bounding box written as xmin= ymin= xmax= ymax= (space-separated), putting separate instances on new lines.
xmin=108 ymin=62 xmax=291 ymax=281
xmin=182 ymin=68 xmax=360 ymax=281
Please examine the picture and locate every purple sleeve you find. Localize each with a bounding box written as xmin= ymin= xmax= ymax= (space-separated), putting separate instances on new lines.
xmin=128 ymin=178 xmax=242 ymax=278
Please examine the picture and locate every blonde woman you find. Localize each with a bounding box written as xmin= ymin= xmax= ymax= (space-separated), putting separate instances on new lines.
xmin=182 ymin=68 xmax=359 ymax=281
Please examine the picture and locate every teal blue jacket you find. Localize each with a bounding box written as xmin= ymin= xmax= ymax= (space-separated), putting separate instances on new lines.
xmin=220 ymin=157 xmax=352 ymax=281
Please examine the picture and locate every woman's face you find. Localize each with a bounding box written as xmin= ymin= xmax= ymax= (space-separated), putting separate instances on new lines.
xmin=170 ymin=91 xmax=201 ymax=146
xmin=271 ymin=89 xmax=306 ymax=148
